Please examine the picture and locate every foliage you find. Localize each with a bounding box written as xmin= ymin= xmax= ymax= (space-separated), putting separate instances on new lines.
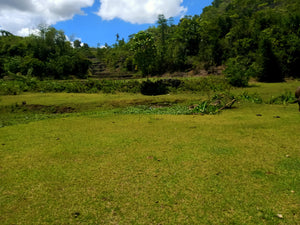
xmin=191 ymin=92 xmax=235 ymax=114
xmin=256 ymin=38 xmax=284 ymax=82
xmin=0 ymin=26 xmax=91 ymax=79
xmin=140 ymin=79 xmax=182 ymax=96
xmin=223 ymin=57 xmax=252 ymax=87
xmin=0 ymin=76 xmax=229 ymax=95
xmin=140 ymin=80 xmax=169 ymax=95
xmin=236 ymin=91 xmax=263 ymax=104
xmin=1 ymin=0 xmax=299 ymax=82
xmin=130 ymin=31 xmax=157 ymax=76
xmin=192 ymin=100 xmax=220 ymax=115
xmin=97 ymin=0 xmax=300 ymax=80
xmin=267 ymin=91 xmax=296 ymax=104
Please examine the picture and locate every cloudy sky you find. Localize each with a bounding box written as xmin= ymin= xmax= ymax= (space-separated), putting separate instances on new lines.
xmin=0 ymin=0 xmax=213 ymax=47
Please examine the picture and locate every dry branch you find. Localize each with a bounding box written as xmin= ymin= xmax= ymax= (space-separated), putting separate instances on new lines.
xmin=217 ymin=99 xmax=236 ymax=112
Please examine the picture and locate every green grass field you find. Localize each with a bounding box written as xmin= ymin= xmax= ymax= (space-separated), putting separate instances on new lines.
xmin=1 ymin=81 xmax=300 ymax=224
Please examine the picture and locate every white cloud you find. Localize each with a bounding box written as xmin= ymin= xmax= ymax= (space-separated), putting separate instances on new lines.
xmin=0 ymin=0 xmax=94 ymax=36
xmin=0 ymin=0 xmax=188 ymax=37
xmin=97 ymin=0 xmax=187 ymax=24
xmin=17 ymin=28 xmax=40 ymax=37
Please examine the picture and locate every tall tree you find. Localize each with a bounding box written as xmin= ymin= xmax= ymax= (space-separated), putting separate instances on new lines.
xmin=131 ymin=31 xmax=157 ymax=76
xmin=257 ymin=38 xmax=284 ymax=82
xmin=157 ymin=14 xmax=168 ymax=72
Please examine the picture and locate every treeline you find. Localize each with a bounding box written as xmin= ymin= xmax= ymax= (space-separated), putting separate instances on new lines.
xmin=0 ymin=0 xmax=299 ymax=86
xmin=0 ymin=26 xmax=91 ymax=79
xmin=97 ymin=0 xmax=299 ymax=85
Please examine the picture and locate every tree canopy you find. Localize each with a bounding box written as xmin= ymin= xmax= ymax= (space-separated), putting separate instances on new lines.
xmin=0 ymin=0 xmax=299 ymax=82
xmin=96 ymin=0 xmax=299 ymax=81
xmin=0 ymin=26 xmax=91 ymax=79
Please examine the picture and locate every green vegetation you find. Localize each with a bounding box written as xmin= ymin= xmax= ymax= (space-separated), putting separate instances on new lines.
xmin=95 ymin=0 xmax=300 ymax=82
xmin=0 ymin=26 xmax=91 ymax=79
xmin=1 ymin=81 xmax=300 ymax=224
xmin=0 ymin=75 xmax=230 ymax=95
xmin=1 ymin=0 xmax=300 ymax=222
xmin=1 ymin=0 xmax=299 ymax=85
xmin=1 ymin=78 xmax=299 ymax=126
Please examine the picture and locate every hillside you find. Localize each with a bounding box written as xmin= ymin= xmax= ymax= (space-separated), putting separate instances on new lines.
xmin=0 ymin=0 xmax=299 ymax=83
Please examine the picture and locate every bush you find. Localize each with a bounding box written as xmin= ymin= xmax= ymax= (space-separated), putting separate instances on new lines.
xmin=192 ymin=100 xmax=220 ymax=114
xmin=163 ymin=79 xmax=182 ymax=88
xmin=191 ymin=92 xmax=235 ymax=115
xmin=141 ymin=80 xmax=169 ymax=95
xmin=267 ymin=91 xmax=296 ymax=104
xmin=0 ymin=80 xmax=22 ymax=95
xmin=21 ymin=56 xmax=45 ymax=77
xmin=4 ymin=56 xmax=22 ymax=74
xmin=237 ymin=92 xmax=263 ymax=104
xmin=223 ymin=57 xmax=251 ymax=87
xmin=119 ymin=80 xmax=141 ymax=93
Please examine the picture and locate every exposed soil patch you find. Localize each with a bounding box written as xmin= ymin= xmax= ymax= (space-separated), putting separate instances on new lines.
xmin=99 ymin=99 xmax=185 ymax=108
xmin=8 ymin=103 xmax=76 ymax=114
xmin=25 ymin=104 xmax=75 ymax=113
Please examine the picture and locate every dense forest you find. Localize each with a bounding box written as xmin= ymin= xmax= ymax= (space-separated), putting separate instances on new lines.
xmin=0 ymin=0 xmax=299 ymax=86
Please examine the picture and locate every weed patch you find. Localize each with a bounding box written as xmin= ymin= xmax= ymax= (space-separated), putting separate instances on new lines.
xmin=267 ymin=91 xmax=296 ymax=104
xmin=236 ymin=91 xmax=263 ymax=104
xmin=190 ymin=92 xmax=236 ymax=114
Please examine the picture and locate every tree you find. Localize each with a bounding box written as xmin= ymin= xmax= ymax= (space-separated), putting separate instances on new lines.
xmin=156 ymin=15 xmax=168 ymax=72
xmin=131 ymin=31 xmax=157 ymax=76
xmin=0 ymin=25 xmax=90 ymax=79
xmin=257 ymin=38 xmax=284 ymax=82
xmin=224 ymin=57 xmax=251 ymax=87
xmin=0 ymin=30 xmax=13 ymax=37
xmin=74 ymin=39 xmax=81 ymax=48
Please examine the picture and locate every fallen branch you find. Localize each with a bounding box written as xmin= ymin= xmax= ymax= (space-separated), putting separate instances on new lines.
xmin=217 ymin=99 xmax=236 ymax=112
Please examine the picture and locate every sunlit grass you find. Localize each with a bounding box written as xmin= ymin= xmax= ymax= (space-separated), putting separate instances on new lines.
xmin=232 ymin=79 xmax=300 ymax=99
xmin=0 ymin=92 xmax=203 ymax=108
xmin=0 ymin=81 xmax=300 ymax=224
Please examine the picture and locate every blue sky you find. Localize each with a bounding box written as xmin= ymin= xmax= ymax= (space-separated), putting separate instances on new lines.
xmin=54 ymin=0 xmax=213 ymax=47
xmin=0 ymin=0 xmax=213 ymax=48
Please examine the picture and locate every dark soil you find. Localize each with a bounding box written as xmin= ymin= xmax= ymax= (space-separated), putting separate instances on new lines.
xmin=8 ymin=103 xmax=76 ymax=114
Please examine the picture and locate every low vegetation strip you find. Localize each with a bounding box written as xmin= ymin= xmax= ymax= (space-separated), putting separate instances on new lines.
xmin=0 ymin=75 xmax=230 ymax=95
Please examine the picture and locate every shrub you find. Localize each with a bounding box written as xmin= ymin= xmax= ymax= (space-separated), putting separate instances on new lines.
xmin=141 ymin=80 xmax=169 ymax=95
xmin=191 ymin=92 xmax=235 ymax=115
xmin=163 ymin=79 xmax=182 ymax=88
xmin=237 ymin=92 xmax=263 ymax=104
xmin=119 ymin=80 xmax=141 ymax=93
xmin=223 ymin=57 xmax=251 ymax=87
xmin=267 ymin=91 xmax=296 ymax=104
xmin=192 ymin=100 xmax=220 ymax=114
xmin=4 ymin=56 xmax=22 ymax=74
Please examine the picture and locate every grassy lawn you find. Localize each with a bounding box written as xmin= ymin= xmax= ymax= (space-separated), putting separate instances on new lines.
xmin=0 ymin=81 xmax=299 ymax=224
